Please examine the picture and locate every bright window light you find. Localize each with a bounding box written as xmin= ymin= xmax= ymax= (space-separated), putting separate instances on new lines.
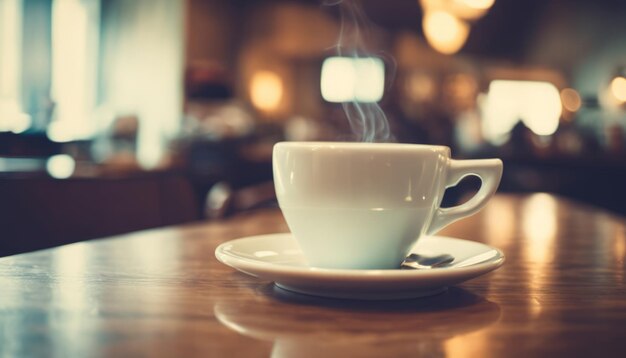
xmin=321 ymin=57 xmax=384 ymax=103
xmin=482 ymin=80 xmax=562 ymax=144
xmin=0 ymin=0 xmax=30 ymax=133
xmin=98 ymin=1 xmax=184 ymax=169
xmin=49 ymin=0 xmax=99 ymax=142
xmin=0 ymin=99 xmax=30 ymax=133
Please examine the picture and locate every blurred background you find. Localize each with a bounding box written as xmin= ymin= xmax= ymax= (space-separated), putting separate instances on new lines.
xmin=1 ymin=0 xmax=625 ymax=255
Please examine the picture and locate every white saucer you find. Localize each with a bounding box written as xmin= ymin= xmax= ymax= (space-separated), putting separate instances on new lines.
xmin=215 ymin=233 xmax=504 ymax=300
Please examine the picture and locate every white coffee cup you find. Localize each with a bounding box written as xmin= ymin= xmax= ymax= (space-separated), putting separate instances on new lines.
xmin=273 ymin=142 xmax=503 ymax=269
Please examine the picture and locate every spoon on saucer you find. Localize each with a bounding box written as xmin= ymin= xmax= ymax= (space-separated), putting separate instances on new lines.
xmin=400 ymin=253 xmax=455 ymax=270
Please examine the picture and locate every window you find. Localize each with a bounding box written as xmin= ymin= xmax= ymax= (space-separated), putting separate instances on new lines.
xmin=482 ymin=80 xmax=562 ymax=144
xmin=320 ymin=57 xmax=385 ymax=103
xmin=0 ymin=0 xmax=30 ymax=133
xmin=47 ymin=0 xmax=100 ymax=142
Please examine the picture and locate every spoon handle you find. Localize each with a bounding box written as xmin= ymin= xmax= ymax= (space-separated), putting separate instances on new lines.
xmin=401 ymin=253 xmax=455 ymax=269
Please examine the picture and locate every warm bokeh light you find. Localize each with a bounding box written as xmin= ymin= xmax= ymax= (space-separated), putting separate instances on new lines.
xmin=445 ymin=330 xmax=491 ymax=358
xmin=250 ymin=70 xmax=284 ymax=113
xmin=405 ymin=72 xmax=436 ymax=102
xmin=609 ymin=76 xmax=626 ymax=103
xmin=46 ymin=154 xmax=76 ymax=179
xmin=615 ymin=229 xmax=625 ymax=283
xmin=457 ymin=0 xmax=496 ymax=10
xmin=421 ymin=0 xmax=495 ymax=20
xmin=444 ymin=73 xmax=478 ymax=110
xmin=482 ymin=80 xmax=562 ymax=143
xmin=521 ymin=193 xmax=557 ymax=317
xmin=615 ymin=229 xmax=625 ymax=262
xmin=422 ymin=11 xmax=470 ymax=55
xmin=320 ymin=57 xmax=385 ymax=103
xmin=560 ymin=88 xmax=582 ymax=112
xmin=482 ymin=197 xmax=515 ymax=249
xmin=522 ymin=193 xmax=557 ymax=248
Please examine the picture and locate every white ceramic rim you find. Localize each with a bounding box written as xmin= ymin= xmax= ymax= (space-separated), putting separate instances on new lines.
xmin=215 ymin=233 xmax=505 ymax=281
xmin=274 ymin=141 xmax=451 ymax=152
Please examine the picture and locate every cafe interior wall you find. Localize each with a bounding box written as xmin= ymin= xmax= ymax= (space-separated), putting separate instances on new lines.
xmin=2 ymin=0 xmax=625 ymax=215
xmin=5 ymin=0 xmax=625 ymax=159
xmin=3 ymin=0 xmax=625 ymax=158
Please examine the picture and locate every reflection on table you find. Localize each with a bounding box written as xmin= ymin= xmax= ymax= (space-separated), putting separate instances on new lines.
xmin=0 ymin=194 xmax=625 ymax=357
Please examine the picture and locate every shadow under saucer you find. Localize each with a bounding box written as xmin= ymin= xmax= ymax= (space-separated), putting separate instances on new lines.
xmin=214 ymin=286 xmax=501 ymax=358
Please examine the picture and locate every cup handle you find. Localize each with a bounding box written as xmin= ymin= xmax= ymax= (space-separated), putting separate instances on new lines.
xmin=427 ymin=159 xmax=503 ymax=235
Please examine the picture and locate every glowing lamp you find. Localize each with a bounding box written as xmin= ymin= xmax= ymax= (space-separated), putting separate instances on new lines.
xmin=456 ymin=0 xmax=495 ymax=11
xmin=421 ymin=0 xmax=496 ymax=21
xmin=422 ymin=11 xmax=470 ymax=55
xmin=610 ymin=76 xmax=626 ymax=103
xmin=250 ymin=71 xmax=284 ymax=113
xmin=560 ymin=88 xmax=582 ymax=112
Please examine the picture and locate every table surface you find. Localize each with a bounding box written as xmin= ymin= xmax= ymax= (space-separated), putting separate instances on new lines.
xmin=1 ymin=193 xmax=625 ymax=357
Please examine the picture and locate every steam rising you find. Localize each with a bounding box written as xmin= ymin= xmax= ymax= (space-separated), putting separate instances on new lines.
xmin=324 ymin=0 xmax=395 ymax=142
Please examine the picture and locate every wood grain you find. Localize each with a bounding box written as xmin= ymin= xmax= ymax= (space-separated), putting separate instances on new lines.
xmin=0 ymin=193 xmax=625 ymax=357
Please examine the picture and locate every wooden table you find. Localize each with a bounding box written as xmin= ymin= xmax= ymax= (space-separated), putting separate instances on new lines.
xmin=1 ymin=193 xmax=625 ymax=357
